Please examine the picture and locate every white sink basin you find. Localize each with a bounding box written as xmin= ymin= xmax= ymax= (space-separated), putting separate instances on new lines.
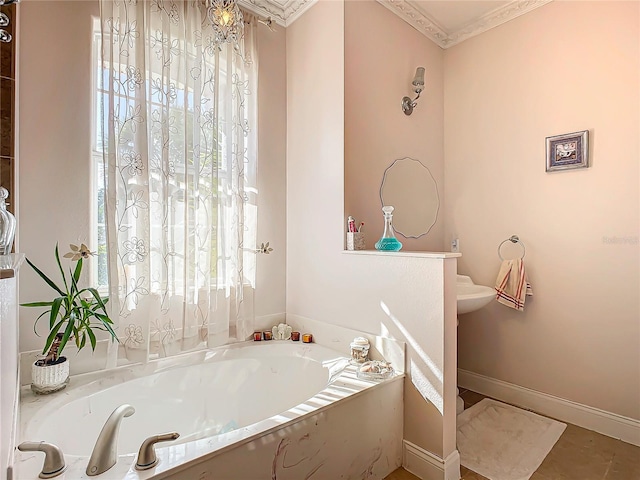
xmin=456 ymin=275 xmax=495 ymax=315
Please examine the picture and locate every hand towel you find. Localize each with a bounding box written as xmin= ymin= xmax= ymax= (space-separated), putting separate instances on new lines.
xmin=495 ymin=259 xmax=533 ymax=311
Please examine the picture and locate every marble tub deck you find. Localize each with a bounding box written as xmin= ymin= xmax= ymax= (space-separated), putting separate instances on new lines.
xmin=16 ymin=344 xmax=405 ymax=479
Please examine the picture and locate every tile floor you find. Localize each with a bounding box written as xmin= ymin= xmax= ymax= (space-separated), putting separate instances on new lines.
xmin=384 ymin=389 xmax=640 ymax=480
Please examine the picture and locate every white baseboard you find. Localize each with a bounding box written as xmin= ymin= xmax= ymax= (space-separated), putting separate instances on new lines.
xmin=403 ymin=440 xmax=460 ymax=480
xmin=458 ymin=368 xmax=640 ymax=447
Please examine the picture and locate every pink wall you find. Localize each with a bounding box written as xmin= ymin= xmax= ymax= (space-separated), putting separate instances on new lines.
xmin=444 ymin=1 xmax=639 ymax=420
xmin=256 ymin=21 xmax=287 ymax=322
xmin=19 ymin=0 xmax=99 ymax=354
xmin=287 ymin=0 xmax=460 ymax=462
xmin=345 ymin=0 xmax=444 ymax=252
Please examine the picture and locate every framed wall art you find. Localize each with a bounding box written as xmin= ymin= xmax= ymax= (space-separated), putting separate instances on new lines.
xmin=545 ymin=130 xmax=589 ymax=172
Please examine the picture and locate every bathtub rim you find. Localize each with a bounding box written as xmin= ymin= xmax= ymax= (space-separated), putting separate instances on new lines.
xmin=19 ymin=341 xmax=350 ymax=442
xmin=16 ymin=341 xmax=404 ymax=479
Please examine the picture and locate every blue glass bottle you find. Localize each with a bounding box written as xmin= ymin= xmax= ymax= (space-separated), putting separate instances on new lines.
xmin=375 ymin=206 xmax=402 ymax=251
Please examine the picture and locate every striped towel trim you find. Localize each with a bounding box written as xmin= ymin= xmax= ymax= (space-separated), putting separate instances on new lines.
xmin=495 ymin=259 xmax=533 ymax=311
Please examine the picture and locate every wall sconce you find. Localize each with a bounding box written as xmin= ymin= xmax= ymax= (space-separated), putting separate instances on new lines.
xmin=401 ymin=67 xmax=425 ymax=116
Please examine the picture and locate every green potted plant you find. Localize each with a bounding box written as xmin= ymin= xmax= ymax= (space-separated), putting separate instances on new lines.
xmin=21 ymin=243 xmax=118 ymax=394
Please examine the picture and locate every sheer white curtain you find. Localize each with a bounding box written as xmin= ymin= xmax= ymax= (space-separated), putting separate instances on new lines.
xmin=100 ymin=0 xmax=257 ymax=361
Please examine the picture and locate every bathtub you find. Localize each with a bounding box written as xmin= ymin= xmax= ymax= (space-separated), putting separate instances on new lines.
xmin=16 ymin=340 xmax=404 ymax=479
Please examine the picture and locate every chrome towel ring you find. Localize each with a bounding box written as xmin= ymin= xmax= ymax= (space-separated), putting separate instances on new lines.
xmin=498 ymin=235 xmax=526 ymax=261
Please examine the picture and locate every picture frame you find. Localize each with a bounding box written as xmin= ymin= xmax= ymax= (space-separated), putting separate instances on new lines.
xmin=545 ymin=130 xmax=589 ymax=172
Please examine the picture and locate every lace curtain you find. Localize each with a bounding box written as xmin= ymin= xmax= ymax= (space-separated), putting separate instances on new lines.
xmin=100 ymin=0 xmax=258 ymax=361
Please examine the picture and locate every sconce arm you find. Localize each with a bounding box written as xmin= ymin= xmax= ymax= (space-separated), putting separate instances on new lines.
xmin=402 ymin=90 xmax=423 ymax=115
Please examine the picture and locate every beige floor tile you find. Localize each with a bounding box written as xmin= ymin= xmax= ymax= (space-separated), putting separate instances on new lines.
xmin=459 ymin=390 xmax=486 ymax=409
xmin=450 ymin=390 xmax=640 ymax=480
xmin=383 ymin=467 xmax=420 ymax=480
xmin=536 ymin=457 xmax=610 ymax=480
xmin=538 ymin=446 xmax=610 ymax=476
xmin=461 ymin=470 xmax=490 ymax=480
xmin=521 ymin=470 xmax=553 ymax=480
xmin=613 ymin=438 xmax=640 ymax=461
xmin=537 ymin=423 xmax=621 ymax=479
xmin=604 ymin=441 xmax=640 ymax=480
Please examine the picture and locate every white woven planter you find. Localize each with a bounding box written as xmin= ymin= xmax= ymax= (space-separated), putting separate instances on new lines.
xmin=31 ymin=357 xmax=70 ymax=394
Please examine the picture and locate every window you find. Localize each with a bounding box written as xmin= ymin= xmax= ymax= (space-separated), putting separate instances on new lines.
xmin=91 ymin=19 xmax=230 ymax=292
xmin=92 ymin=22 xmax=108 ymax=291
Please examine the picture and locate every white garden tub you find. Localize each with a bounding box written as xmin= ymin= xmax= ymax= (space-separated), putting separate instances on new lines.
xmin=16 ymin=341 xmax=404 ymax=479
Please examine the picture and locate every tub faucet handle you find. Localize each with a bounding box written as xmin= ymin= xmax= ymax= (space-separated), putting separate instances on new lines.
xmin=17 ymin=441 xmax=67 ymax=479
xmin=135 ymin=432 xmax=180 ymax=470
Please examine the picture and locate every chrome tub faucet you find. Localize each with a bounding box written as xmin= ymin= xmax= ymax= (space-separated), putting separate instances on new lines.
xmin=86 ymin=404 xmax=135 ymax=476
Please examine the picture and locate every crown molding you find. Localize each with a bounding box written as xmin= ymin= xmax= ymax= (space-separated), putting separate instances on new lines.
xmin=445 ymin=0 xmax=553 ymax=47
xmin=239 ymin=0 xmax=318 ymax=27
xmin=283 ymin=0 xmax=319 ymax=26
xmin=377 ymin=0 xmax=553 ymax=49
xmin=240 ymin=0 xmax=551 ymax=39
xmin=377 ymin=0 xmax=450 ymax=47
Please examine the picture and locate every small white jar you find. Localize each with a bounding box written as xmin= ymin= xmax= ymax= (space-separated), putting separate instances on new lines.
xmin=350 ymin=337 xmax=370 ymax=364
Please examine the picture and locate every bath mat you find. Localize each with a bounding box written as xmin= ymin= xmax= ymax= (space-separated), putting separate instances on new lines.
xmin=457 ymin=398 xmax=566 ymax=480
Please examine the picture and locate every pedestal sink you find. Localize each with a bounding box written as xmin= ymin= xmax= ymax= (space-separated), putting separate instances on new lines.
xmin=456 ymin=275 xmax=495 ymax=415
xmin=457 ymin=275 xmax=495 ymax=315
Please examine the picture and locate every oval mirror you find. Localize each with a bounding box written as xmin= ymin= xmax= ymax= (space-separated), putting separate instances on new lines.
xmin=380 ymin=157 xmax=439 ymax=238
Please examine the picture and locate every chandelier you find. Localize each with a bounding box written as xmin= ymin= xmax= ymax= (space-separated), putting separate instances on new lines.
xmin=207 ymin=0 xmax=244 ymax=45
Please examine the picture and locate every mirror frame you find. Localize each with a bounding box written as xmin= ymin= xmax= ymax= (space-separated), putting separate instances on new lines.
xmin=379 ymin=157 xmax=440 ymax=239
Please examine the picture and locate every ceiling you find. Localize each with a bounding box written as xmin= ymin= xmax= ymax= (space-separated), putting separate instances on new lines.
xmin=240 ymin=0 xmax=552 ymax=48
